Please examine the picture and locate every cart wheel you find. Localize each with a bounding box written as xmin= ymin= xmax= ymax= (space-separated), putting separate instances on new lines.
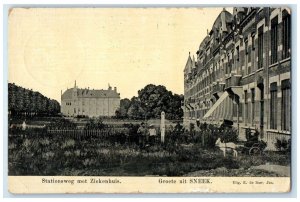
xmin=249 ymin=147 xmax=261 ymax=155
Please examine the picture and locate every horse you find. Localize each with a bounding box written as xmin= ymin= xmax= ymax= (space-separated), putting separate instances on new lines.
xmin=215 ymin=138 xmax=238 ymax=158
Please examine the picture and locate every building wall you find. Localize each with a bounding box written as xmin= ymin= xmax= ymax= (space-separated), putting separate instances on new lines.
xmin=61 ymin=88 xmax=120 ymax=118
xmin=183 ymin=7 xmax=291 ymax=150
xmin=61 ymin=97 xmax=120 ymax=117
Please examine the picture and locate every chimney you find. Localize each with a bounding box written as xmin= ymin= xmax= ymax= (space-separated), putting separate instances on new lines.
xmin=114 ymin=87 xmax=117 ymax=92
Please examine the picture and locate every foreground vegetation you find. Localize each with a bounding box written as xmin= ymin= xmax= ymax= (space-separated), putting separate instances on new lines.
xmin=8 ymin=118 xmax=290 ymax=176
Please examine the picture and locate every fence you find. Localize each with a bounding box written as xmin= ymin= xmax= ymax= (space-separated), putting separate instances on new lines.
xmin=9 ymin=127 xmax=126 ymax=137
xmin=263 ymin=130 xmax=291 ymax=151
xmin=47 ymin=128 xmax=132 ymax=142
xmin=46 ymin=127 xmax=220 ymax=147
xmin=9 ymin=124 xmax=228 ymax=149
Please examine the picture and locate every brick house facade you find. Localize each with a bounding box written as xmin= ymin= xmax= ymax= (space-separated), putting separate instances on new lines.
xmin=183 ymin=7 xmax=291 ymax=150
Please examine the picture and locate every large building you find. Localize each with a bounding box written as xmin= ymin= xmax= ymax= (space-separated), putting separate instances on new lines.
xmin=61 ymin=81 xmax=120 ymax=117
xmin=183 ymin=7 xmax=291 ymax=150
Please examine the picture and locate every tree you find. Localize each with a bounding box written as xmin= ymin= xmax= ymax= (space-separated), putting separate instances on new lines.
xmin=116 ymin=98 xmax=131 ymax=118
xmin=127 ymin=97 xmax=144 ymax=119
xmin=137 ymin=84 xmax=183 ymax=120
xmin=121 ymin=84 xmax=184 ymax=120
xmin=23 ymin=89 xmax=31 ymax=115
xmin=8 ymin=83 xmax=61 ymax=117
xmin=8 ymin=83 xmax=17 ymax=114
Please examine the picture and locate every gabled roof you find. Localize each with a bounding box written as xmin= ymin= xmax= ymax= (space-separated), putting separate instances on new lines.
xmin=212 ymin=9 xmax=233 ymax=31
xmin=62 ymin=88 xmax=120 ymax=100
xmin=184 ymin=53 xmax=193 ymax=73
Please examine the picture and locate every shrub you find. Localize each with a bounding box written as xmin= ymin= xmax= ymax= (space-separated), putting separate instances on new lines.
xmin=84 ymin=118 xmax=106 ymax=130
xmin=274 ymin=138 xmax=291 ymax=152
xmin=219 ymin=127 xmax=238 ymax=143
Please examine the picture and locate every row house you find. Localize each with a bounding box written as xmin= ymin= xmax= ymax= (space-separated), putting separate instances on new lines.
xmin=183 ymin=7 xmax=291 ymax=150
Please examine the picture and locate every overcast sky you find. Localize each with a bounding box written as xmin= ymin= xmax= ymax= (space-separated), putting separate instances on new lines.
xmin=9 ymin=7 xmax=232 ymax=102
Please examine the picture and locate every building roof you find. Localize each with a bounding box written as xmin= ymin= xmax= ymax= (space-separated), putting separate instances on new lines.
xmin=62 ymin=87 xmax=120 ymax=100
xmin=212 ymin=9 xmax=233 ymax=32
xmin=196 ymin=9 xmax=233 ymax=57
xmin=199 ymin=35 xmax=210 ymax=52
xmin=183 ymin=53 xmax=193 ymax=73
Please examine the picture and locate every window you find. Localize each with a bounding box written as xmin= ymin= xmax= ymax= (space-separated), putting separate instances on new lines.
xmin=239 ymin=102 xmax=243 ymax=118
xmin=244 ymin=90 xmax=248 ymax=124
xmin=245 ymin=40 xmax=249 ymax=55
xmin=271 ymin=17 xmax=278 ymax=64
xmin=236 ymin=46 xmax=240 ymax=62
xmin=251 ymin=34 xmax=255 ymax=50
xmin=281 ymin=79 xmax=291 ymax=131
xmin=258 ymin=84 xmax=264 ymax=127
xmin=221 ymin=59 xmax=224 ymax=75
xmin=245 ymin=40 xmax=250 ymax=74
xmin=282 ymin=11 xmax=291 ymax=59
xmin=251 ymin=88 xmax=255 ymax=125
xmin=270 ymin=83 xmax=277 ymax=129
xmin=258 ymin=26 xmax=264 ymax=69
xmin=227 ymin=54 xmax=230 ymax=74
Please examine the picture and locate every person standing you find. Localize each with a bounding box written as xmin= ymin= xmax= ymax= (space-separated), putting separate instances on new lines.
xmin=137 ymin=122 xmax=147 ymax=149
xmin=148 ymin=124 xmax=157 ymax=146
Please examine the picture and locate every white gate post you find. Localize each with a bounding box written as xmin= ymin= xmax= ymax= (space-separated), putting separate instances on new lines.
xmin=160 ymin=111 xmax=165 ymax=144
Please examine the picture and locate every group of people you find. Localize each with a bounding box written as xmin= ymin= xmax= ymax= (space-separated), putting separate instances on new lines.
xmin=137 ymin=122 xmax=157 ymax=149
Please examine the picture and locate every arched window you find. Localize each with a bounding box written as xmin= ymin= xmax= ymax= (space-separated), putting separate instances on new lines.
xmin=282 ymin=10 xmax=291 ymax=59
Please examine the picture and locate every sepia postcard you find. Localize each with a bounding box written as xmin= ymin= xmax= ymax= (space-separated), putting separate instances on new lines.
xmin=7 ymin=7 xmax=292 ymax=194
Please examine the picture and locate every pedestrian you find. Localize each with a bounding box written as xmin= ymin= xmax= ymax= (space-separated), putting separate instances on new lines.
xmin=174 ymin=122 xmax=182 ymax=133
xmin=148 ymin=124 xmax=157 ymax=146
xmin=137 ymin=122 xmax=147 ymax=149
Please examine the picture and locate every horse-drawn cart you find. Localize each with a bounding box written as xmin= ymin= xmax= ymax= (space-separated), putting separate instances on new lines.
xmin=239 ymin=128 xmax=267 ymax=155
xmin=239 ymin=141 xmax=267 ymax=155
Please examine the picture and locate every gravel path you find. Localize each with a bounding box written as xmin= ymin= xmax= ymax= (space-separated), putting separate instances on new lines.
xmin=184 ymin=164 xmax=290 ymax=177
xmin=250 ymin=164 xmax=290 ymax=176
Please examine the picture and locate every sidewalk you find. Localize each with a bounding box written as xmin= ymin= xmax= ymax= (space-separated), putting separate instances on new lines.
xmin=251 ymin=164 xmax=290 ymax=176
